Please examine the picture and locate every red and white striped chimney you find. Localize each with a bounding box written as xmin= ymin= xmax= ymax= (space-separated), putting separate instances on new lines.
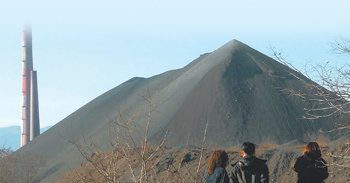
xmin=21 ymin=25 xmax=34 ymax=147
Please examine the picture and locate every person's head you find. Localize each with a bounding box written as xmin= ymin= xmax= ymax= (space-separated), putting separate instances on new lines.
xmin=241 ymin=142 xmax=255 ymax=157
xmin=303 ymin=142 xmax=321 ymax=159
xmin=206 ymin=150 xmax=229 ymax=175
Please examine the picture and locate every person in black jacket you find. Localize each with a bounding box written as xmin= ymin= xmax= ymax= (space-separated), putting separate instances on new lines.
xmin=293 ymin=142 xmax=328 ymax=183
xmin=230 ymin=142 xmax=269 ymax=183
xmin=204 ymin=150 xmax=230 ymax=183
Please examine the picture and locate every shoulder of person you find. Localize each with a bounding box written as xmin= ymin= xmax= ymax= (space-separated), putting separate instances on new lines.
xmin=318 ymin=157 xmax=327 ymax=164
xmin=231 ymin=161 xmax=238 ymax=167
xmin=215 ymin=167 xmax=225 ymax=174
xmin=254 ymin=157 xmax=268 ymax=165
xmin=231 ymin=161 xmax=243 ymax=171
xmin=295 ymin=155 xmax=308 ymax=162
xmin=314 ymin=157 xmax=328 ymax=168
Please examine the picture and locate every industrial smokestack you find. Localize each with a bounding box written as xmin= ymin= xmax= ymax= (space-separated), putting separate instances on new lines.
xmin=30 ymin=70 xmax=40 ymax=141
xmin=21 ymin=25 xmax=33 ymax=147
xmin=21 ymin=25 xmax=40 ymax=147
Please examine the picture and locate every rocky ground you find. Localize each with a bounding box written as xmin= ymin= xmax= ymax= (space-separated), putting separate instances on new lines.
xmin=58 ymin=137 xmax=350 ymax=183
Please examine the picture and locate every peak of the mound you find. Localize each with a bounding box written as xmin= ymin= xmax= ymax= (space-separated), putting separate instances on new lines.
xmin=210 ymin=39 xmax=251 ymax=56
xmin=203 ymin=39 xmax=294 ymax=75
xmin=219 ymin=39 xmax=246 ymax=48
xmin=151 ymin=40 xmax=338 ymax=146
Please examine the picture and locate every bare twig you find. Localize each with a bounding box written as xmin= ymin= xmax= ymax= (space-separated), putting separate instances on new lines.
xmin=194 ymin=121 xmax=209 ymax=183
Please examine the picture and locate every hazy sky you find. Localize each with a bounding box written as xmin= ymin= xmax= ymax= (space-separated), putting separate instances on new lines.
xmin=1 ymin=0 xmax=349 ymax=127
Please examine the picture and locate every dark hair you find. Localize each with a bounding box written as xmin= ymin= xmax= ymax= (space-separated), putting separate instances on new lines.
xmin=303 ymin=142 xmax=321 ymax=156
xmin=242 ymin=142 xmax=255 ymax=155
xmin=207 ymin=150 xmax=229 ymax=175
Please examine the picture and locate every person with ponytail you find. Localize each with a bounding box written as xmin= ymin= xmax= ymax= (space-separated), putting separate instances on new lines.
xmin=293 ymin=142 xmax=328 ymax=183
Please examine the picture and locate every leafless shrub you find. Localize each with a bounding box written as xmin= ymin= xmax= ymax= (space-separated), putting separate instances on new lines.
xmin=327 ymin=141 xmax=350 ymax=170
xmin=0 ymin=145 xmax=12 ymax=159
xmin=59 ymin=92 xmax=209 ymax=183
xmin=271 ymin=39 xmax=350 ymax=171
xmin=333 ymin=38 xmax=350 ymax=54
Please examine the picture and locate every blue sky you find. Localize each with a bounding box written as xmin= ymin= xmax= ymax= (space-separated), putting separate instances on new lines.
xmin=0 ymin=0 xmax=349 ymax=127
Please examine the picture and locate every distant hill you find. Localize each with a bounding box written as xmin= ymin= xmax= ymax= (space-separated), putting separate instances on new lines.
xmin=0 ymin=125 xmax=51 ymax=150
xmin=16 ymin=40 xmax=350 ymax=183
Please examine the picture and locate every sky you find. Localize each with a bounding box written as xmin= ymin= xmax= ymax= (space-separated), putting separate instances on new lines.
xmin=0 ymin=0 xmax=349 ymax=128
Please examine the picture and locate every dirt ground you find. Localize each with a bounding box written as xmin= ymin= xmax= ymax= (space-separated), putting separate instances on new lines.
xmin=59 ymin=138 xmax=350 ymax=183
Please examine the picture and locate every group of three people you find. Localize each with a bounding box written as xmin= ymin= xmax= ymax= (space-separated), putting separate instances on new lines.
xmin=204 ymin=142 xmax=329 ymax=183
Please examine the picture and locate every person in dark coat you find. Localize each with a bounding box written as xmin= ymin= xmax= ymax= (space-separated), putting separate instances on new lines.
xmin=293 ymin=142 xmax=328 ymax=183
xmin=204 ymin=150 xmax=230 ymax=183
xmin=230 ymin=142 xmax=269 ymax=183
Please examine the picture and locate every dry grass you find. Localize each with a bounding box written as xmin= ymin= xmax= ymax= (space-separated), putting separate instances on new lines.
xmin=257 ymin=143 xmax=277 ymax=151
